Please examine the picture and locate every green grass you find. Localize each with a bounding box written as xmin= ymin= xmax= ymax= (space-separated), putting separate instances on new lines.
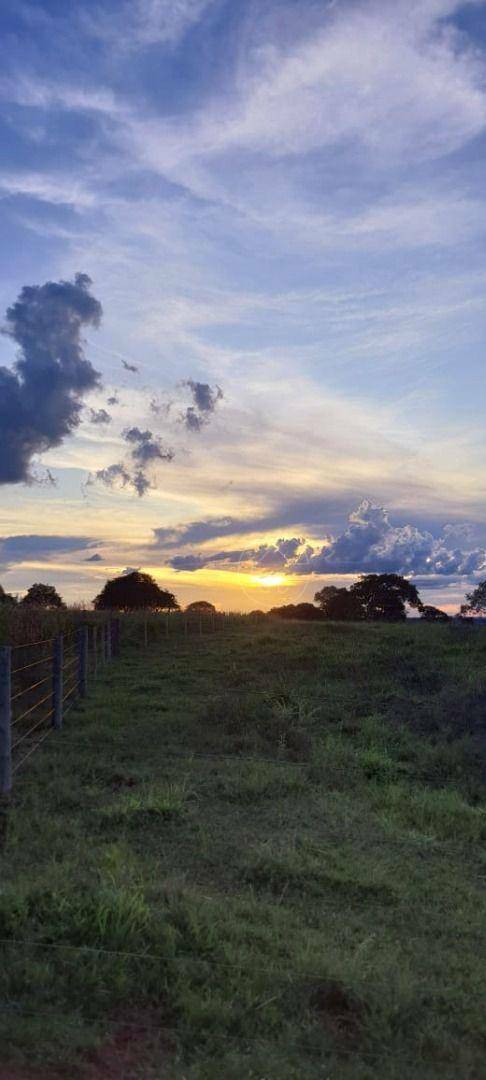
xmin=1 ymin=618 xmax=486 ymax=1078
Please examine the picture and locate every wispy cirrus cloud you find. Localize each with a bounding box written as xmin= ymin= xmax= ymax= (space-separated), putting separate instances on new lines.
xmin=83 ymin=0 xmax=217 ymax=50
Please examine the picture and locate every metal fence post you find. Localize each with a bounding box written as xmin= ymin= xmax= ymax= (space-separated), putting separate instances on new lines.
xmin=79 ymin=626 xmax=88 ymax=698
xmin=53 ymin=634 xmax=64 ymax=731
xmin=0 ymin=646 xmax=12 ymax=797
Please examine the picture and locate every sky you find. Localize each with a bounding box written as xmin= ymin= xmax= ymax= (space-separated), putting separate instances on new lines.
xmin=0 ymin=0 xmax=485 ymax=613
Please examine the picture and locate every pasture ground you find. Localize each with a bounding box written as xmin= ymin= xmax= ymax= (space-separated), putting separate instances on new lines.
xmin=1 ymin=619 xmax=486 ymax=1079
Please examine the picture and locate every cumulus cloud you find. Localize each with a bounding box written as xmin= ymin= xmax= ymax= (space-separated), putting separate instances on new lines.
xmin=181 ymin=380 xmax=223 ymax=432
xmin=167 ymin=500 xmax=486 ymax=579
xmin=0 ymin=534 xmax=98 ymax=570
xmin=107 ymin=393 xmax=119 ymax=405
xmin=291 ymin=500 xmax=486 ymax=576
xmin=0 ymin=273 xmax=102 ymax=484
xmin=89 ymin=407 xmax=111 ymax=425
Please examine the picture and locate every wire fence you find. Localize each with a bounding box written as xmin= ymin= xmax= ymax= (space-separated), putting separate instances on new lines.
xmin=0 ymin=611 xmax=238 ymax=797
xmin=0 ymin=619 xmax=123 ymax=795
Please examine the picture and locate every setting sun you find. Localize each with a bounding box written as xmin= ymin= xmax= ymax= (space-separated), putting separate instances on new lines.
xmin=250 ymin=574 xmax=287 ymax=587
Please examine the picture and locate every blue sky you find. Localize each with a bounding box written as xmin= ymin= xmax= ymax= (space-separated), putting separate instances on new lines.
xmin=0 ymin=0 xmax=485 ymax=611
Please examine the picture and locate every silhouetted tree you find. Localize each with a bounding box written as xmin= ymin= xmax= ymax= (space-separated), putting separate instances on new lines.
xmin=186 ymin=601 xmax=216 ymax=613
xmin=314 ymin=585 xmax=363 ymax=620
xmin=269 ymin=603 xmax=323 ymax=621
xmin=93 ymin=571 xmax=179 ymax=612
xmin=21 ymin=583 xmax=65 ymax=608
xmin=349 ymin=574 xmax=422 ymax=621
xmin=461 ymin=581 xmax=486 ymax=616
xmin=420 ymin=605 xmax=450 ymax=622
xmin=0 ymin=584 xmax=17 ymax=607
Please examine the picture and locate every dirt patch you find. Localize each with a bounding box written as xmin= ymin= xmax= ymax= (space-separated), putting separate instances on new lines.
xmin=110 ymin=774 xmax=138 ymax=791
xmin=310 ymin=980 xmax=367 ymax=1043
xmin=80 ymin=1011 xmax=172 ymax=1080
xmin=1 ymin=1012 xmax=171 ymax=1080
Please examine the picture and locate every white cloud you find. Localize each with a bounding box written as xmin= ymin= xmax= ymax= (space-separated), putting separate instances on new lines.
xmin=126 ymin=0 xmax=486 ymax=181
xmin=83 ymin=0 xmax=216 ymax=50
xmin=0 ymin=171 xmax=96 ymax=209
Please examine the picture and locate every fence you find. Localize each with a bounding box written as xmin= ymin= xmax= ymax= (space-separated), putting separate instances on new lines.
xmin=0 ymin=610 xmax=240 ymax=798
xmin=0 ymin=619 xmax=120 ymax=797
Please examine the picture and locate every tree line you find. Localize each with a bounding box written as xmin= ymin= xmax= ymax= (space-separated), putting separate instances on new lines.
xmin=2 ymin=569 xmax=486 ymax=619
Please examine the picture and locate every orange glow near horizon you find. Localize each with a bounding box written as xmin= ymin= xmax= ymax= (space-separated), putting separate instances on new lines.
xmin=249 ymin=573 xmax=287 ymax=587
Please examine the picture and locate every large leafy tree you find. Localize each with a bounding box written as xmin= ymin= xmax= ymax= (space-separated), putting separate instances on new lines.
xmin=93 ymin=571 xmax=179 ymax=612
xmin=314 ymin=585 xmax=363 ymax=620
xmin=0 ymin=584 xmax=17 ymax=607
xmin=21 ymin=583 xmax=65 ymax=608
xmin=186 ymin=601 xmax=216 ymax=613
xmin=269 ymin=603 xmax=323 ymax=621
xmin=461 ymin=581 xmax=486 ymax=616
xmin=420 ymin=605 xmax=449 ymax=622
xmin=349 ymin=573 xmax=422 ymax=621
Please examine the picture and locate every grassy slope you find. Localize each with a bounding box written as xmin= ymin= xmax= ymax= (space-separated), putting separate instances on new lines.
xmin=1 ymin=619 xmax=486 ymax=1079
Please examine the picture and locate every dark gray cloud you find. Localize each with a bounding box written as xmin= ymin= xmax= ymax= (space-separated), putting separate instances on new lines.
xmin=121 ymin=358 xmax=138 ymax=373
xmin=107 ymin=394 xmax=119 ymax=406
xmin=89 ymin=408 xmax=112 ymax=425
xmin=152 ymin=495 xmax=363 ymax=550
xmin=166 ymin=500 xmax=486 ymax=580
xmin=170 ymin=538 xmax=304 ymax=573
xmin=123 ymin=426 xmax=174 ymax=466
xmin=91 ymin=463 xmax=132 ymax=489
xmin=181 ymin=380 xmax=223 ymax=432
xmin=90 ymin=462 xmax=149 ymax=498
xmin=91 ymin=428 xmax=174 ymax=498
xmin=0 ymin=273 xmax=102 ymax=484
xmin=84 ymin=553 xmax=103 ymax=562
xmin=0 ymin=534 xmax=97 ymax=570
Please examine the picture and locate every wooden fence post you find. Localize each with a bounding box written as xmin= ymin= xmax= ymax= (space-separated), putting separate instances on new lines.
xmin=105 ymin=620 xmax=112 ymax=662
xmin=112 ymin=618 xmax=120 ymax=659
xmin=78 ymin=626 xmax=88 ymax=698
xmin=143 ymin=617 xmax=148 ymax=649
xmin=92 ymin=625 xmax=98 ymax=678
xmin=0 ymin=646 xmax=12 ymax=797
xmin=53 ymin=634 xmax=64 ymax=731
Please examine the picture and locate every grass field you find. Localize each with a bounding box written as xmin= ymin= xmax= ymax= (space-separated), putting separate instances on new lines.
xmin=1 ymin=618 xmax=486 ymax=1079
